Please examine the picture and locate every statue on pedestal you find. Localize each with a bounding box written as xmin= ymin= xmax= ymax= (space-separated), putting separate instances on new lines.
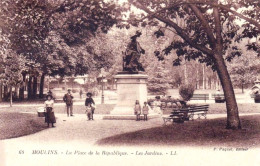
xmin=123 ymin=31 xmax=145 ymax=72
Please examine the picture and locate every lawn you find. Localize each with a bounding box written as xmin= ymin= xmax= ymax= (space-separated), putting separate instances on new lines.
xmin=0 ymin=111 xmax=48 ymax=140
xmin=1 ymin=103 xmax=259 ymax=115
xmin=97 ymin=115 xmax=260 ymax=147
xmin=0 ymin=104 xmax=115 ymax=114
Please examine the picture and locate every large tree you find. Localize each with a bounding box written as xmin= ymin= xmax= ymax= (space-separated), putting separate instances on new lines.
xmin=128 ymin=0 xmax=260 ymax=129
xmin=0 ymin=0 xmax=124 ymax=99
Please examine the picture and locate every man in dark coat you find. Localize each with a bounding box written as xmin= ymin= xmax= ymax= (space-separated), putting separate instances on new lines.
xmin=63 ymin=89 xmax=74 ymax=117
xmin=85 ymin=92 xmax=95 ymax=120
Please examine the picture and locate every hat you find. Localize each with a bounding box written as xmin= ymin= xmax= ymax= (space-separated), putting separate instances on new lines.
xmin=46 ymin=94 xmax=53 ymax=99
xmin=136 ymin=30 xmax=142 ymax=36
xmin=86 ymin=92 xmax=92 ymax=97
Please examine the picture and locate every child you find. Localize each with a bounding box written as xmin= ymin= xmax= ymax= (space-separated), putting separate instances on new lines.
xmin=86 ymin=103 xmax=92 ymax=120
xmin=85 ymin=92 xmax=95 ymax=120
xmin=142 ymin=102 xmax=149 ymax=121
xmin=134 ymin=100 xmax=141 ymax=121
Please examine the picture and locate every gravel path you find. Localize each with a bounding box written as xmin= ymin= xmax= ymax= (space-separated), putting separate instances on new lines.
xmin=1 ymin=113 xmax=260 ymax=166
xmin=2 ymin=112 xmax=260 ymax=146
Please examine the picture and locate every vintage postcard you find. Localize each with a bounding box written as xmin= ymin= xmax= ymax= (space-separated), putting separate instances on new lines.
xmin=0 ymin=0 xmax=260 ymax=165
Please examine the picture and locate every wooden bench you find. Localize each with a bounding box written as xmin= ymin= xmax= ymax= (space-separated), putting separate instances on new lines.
xmin=190 ymin=94 xmax=209 ymax=102
xmin=162 ymin=104 xmax=209 ymax=125
xmin=250 ymin=94 xmax=256 ymax=98
xmin=188 ymin=105 xmax=209 ymax=120
xmin=162 ymin=111 xmax=187 ymax=125
xmin=212 ymin=94 xmax=225 ymax=103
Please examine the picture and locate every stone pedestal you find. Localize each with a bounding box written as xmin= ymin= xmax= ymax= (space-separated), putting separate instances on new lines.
xmin=103 ymin=73 xmax=159 ymax=120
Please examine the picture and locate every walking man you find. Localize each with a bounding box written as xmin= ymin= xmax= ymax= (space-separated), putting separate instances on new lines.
xmin=63 ymin=89 xmax=74 ymax=117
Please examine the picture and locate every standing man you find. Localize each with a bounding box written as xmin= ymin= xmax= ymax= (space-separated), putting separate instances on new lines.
xmin=63 ymin=89 xmax=74 ymax=117
xmin=79 ymin=88 xmax=83 ymax=99
xmin=85 ymin=92 xmax=95 ymax=120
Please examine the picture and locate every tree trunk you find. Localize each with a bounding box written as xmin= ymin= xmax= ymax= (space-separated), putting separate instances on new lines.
xmin=196 ymin=66 xmax=199 ymax=89
xmin=19 ymin=73 xmax=26 ymax=100
xmin=202 ymin=64 xmax=206 ymax=89
xmin=14 ymin=86 xmax=18 ymax=101
xmin=39 ymin=74 xmax=45 ymax=98
xmin=184 ymin=63 xmax=188 ymax=84
xmin=10 ymin=86 xmax=12 ymax=107
xmin=32 ymin=76 xmax=37 ymax=98
xmin=0 ymin=83 xmax=2 ymax=102
xmin=27 ymin=76 xmax=32 ymax=100
xmin=242 ymin=83 xmax=244 ymax=93
xmin=214 ymin=52 xmax=241 ymax=129
xmin=4 ymin=86 xmax=9 ymax=101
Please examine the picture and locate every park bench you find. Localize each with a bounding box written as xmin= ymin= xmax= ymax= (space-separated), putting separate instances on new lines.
xmin=212 ymin=94 xmax=225 ymax=103
xmin=190 ymin=94 xmax=209 ymax=102
xmin=162 ymin=104 xmax=209 ymax=125
xmin=250 ymin=94 xmax=256 ymax=98
xmin=187 ymin=104 xmax=209 ymax=120
xmin=162 ymin=110 xmax=187 ymax=125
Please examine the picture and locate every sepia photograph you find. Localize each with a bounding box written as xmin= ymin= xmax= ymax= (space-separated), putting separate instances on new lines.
xmin=0 ymin=0 xmax=260 ymax=165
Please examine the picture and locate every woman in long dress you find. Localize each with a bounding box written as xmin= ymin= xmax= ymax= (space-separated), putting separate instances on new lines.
xmin=44 ymin=95 xmax=56 ymax=127
xmin=153 ymin=96 xmax=162 ymax=115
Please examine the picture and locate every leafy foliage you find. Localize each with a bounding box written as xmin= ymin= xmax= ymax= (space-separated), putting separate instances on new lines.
xmin=179 ymin=84 xmax=195 ymax=101
xmin=0 ymin=0 xmax=124 ymax=81
xmin=147 ymin=63 xmax=170 ymax=95
xmin=128 ymin=0 xmax=260 ymax=69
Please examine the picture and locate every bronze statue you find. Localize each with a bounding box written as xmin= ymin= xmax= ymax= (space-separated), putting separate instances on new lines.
xmin=123 ymin=31 xmax=145 ymax=72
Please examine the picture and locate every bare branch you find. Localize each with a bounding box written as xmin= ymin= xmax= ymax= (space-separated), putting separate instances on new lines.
xmin=213 ymin=1 xmax=223 ymax=51
xmin=135 ymin=0 xmax=260 ymax=31
xmin=189 ymin=4 xmax=216 ymax=49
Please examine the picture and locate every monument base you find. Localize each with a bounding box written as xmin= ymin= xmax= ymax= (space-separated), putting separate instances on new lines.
xmin=103 ymin=114 xmax=160 ymax=120
xmin=103 ymin=73 xmax=159 ymax=120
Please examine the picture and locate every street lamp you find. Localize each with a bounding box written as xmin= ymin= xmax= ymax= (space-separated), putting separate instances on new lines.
xmin=101 ymin=75 xmax=104 ymax=104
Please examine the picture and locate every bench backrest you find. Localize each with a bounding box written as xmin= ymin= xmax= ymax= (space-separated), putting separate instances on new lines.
xmin=212 ymin=94 xmax=225 ymax=98
xmin=191 ymin=94 xmax=209 ymax=100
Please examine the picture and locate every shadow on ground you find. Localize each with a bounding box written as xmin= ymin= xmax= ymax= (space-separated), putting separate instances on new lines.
xmin=0 ymin=112 xmax=48 ymax=140
xmin=96 ymin=115 xmax=260 ymax=147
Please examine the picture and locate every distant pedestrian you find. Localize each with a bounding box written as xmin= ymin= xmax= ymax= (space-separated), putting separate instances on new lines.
xmin=134 ymin=100 xmax=141 ymax=121
xmin=85 ymin=103 xmax=92 ymax=120
xmin=85 ymin=92 xmax=95 ymax=120
xmin=154 ymin=96 xmax=162 ymax=115
xmin=44 ymin=95 xmax=56 ymax=127
xmin=142 ymin=102 xmax=149 ymax=121
xmin=63 ymin=89 xmax=74 ymax=117
xmin=79 ymin=89 xmax=83 ymax=99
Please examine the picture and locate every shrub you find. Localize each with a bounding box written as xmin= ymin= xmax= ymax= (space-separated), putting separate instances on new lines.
xmin=255 ymin=94 xmax=260 ymax=103
xmin=179 ymin=84 xmax=195 ymax=101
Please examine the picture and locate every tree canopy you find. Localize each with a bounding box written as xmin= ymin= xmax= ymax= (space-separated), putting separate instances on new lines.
xmin=125 ymin=0 xmax=260 ymax=129
xmin=0 ymin=0 xmax=124 ymax=77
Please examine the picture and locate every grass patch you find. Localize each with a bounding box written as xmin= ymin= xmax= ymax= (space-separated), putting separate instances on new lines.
xmin=0 ymin=111 xmax=48 ymax=140
xmin=97 ymin=115 xmax=260 ymax=147
xmin=0 ymin=104 xmax=115 ymax=114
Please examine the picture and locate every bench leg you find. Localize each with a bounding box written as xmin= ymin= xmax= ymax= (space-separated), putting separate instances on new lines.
xmin=189 ymin=114 xmax=194 ymax=121
xmin=197 ymin=114 xmax=201 ymax=119
xmin=163 ymin=118 xmax=167 ymax=125
xmin=202 ymin=113 xmax=207 ymax=119
xmin=163 ymin=118 xmax=172 ymax=125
